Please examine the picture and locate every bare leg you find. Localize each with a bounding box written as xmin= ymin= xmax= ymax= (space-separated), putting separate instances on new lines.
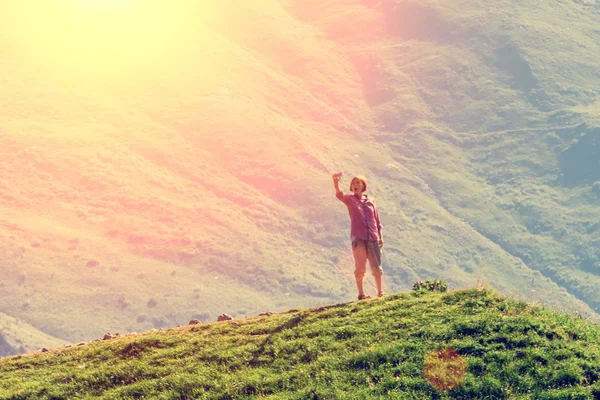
xmin=353 ymin=243 xmax=368 ymax=298
xmin=374 ymin=275 xmax=383 ymax=296
xmin=367 ymin=250 xmax=384 ymax=296
xmin=355 ymin=273 xmax=366 ymax=296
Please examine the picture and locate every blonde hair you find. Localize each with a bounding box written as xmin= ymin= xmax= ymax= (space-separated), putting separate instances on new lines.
xmin=350 ymin=175 xmax=367 ymax=192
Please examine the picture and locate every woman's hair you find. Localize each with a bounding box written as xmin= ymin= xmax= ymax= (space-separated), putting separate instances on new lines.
xmin=350 ymin=175 xmax=367 ymax=192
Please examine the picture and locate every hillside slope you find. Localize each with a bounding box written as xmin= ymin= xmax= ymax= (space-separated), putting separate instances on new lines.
xmin=0 ymin=311 xmax=67 ymax=356
xmin=2 ymin=289 xmax=600 ymax=399
xmin=1 ymin=0 xmax=600 ymax=354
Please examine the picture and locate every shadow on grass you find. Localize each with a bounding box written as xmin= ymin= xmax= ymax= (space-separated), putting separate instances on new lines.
xmin=248 ymin=313 xmax=308 ymax=367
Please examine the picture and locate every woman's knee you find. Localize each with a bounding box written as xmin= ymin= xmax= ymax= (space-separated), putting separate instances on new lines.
xmin=354 ymin=270 xmax=366 ymax=279
xmin=354 ymin=262 xmax=367 ymax=277
xmin=371 ymin=267 xmax=383 ymax=277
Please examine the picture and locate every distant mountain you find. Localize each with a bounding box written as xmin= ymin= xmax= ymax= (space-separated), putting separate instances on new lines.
xmin=0 ymin=0 xmax=599 ymax=354
xmin=0 ymin=311 xmax=67 ymax=356
xmin=0 ymin=334 xmax=17 ymax=358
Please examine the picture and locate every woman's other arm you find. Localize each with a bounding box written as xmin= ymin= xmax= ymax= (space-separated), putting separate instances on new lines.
xmin=375 ymin=205 xmax=383 ymax=247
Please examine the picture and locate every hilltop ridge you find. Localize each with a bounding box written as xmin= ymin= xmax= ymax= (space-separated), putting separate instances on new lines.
xmin=3 ymin=288 xmax=600 ymax=399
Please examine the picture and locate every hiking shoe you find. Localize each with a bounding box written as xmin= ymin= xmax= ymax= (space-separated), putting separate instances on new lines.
xmin=358 ymin=294 xmax=371 ymax=300
xmin=378 ymin=292 xmax=387 ymax=298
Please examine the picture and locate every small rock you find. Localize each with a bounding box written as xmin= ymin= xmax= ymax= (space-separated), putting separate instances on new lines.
xmin=259 ymin=312 xmax=273 ymax=317
xmin=77 ymin=342 xmax=86 ymax=346
xmin=188 ymin=319 xmax=202 ymax=325
xmin=103 ymin=333 xmax=115 ymax=340
xmin=217 ymin=313 xmax=234 ymax=322
xmin=41 ymin=348 xmax=49 ymax=353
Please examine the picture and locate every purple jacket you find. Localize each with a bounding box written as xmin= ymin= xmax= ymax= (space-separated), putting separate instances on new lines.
xmin=336 ymin=192 xmax=382 ymax=241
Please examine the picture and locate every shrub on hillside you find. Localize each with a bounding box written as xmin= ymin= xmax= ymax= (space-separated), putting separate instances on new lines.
xmin=116 ymin=296 xmax=129 ymax=310
xmin=413 ymin=279 xmax=448 ymax=293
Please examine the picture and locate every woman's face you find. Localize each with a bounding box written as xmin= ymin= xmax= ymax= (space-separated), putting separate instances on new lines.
xmin=351 ymin=179 xmax=364 ymax=195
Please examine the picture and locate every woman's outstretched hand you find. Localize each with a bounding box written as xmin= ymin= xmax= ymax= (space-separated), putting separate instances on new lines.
xmin=332 ymin=172 xmax=343 ymax=183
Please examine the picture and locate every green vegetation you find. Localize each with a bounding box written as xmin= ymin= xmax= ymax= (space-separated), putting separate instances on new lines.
xmin=413 ymin=279 xmax=448 ymax=293
xmin=1 ymin=0 xmax=600 ymax=355
xmin=3 ymin=289 xmax=600 ymax=399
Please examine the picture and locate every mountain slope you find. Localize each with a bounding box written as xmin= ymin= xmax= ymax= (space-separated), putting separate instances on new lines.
xmin=367 ymin=0 xmax=600 ymax=315
xmin=0 ymin=311 xmax=67 ymax=357
xmin=1 ymin=0 xmax=600 ymax=354
xmin=2 ymin=289 xmax=600 ymax=399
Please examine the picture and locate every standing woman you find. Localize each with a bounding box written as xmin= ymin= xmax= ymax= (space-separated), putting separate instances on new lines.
xmin=333 ymin=172 xmax=385 ymax=300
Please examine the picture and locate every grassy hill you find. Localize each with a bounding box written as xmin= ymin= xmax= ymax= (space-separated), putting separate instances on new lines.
xmin=3 ymin=289 xmax=600 ymax=399
xmin=1 ymin=0 xmax=600 ymax=355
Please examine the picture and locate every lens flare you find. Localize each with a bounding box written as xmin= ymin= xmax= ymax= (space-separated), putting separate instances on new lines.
xmin=423 ymin=347 xmax=467 ymax=391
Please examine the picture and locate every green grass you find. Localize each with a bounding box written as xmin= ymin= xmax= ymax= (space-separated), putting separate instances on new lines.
xmin=3 ymin=289 xmax=600 ymax=399
xmin=1 ymin=0 xmax=600 ymax=356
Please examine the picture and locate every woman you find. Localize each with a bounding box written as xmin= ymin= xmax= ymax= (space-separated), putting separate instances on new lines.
xmin=333 ymin=172 xmax=385 ymax=300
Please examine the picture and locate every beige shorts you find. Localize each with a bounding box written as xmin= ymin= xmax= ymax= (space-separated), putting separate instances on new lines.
xmin=352 ymin=238 xmax=383 ymax=277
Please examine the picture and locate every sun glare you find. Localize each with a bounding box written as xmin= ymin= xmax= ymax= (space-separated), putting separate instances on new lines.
xmin=76 ymin=0 xmax=130 ymax=9
xmin=73 ymin=0 xmax=131 ymax=12
xmin=1 ymin=1 xmax=213 ymax=82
